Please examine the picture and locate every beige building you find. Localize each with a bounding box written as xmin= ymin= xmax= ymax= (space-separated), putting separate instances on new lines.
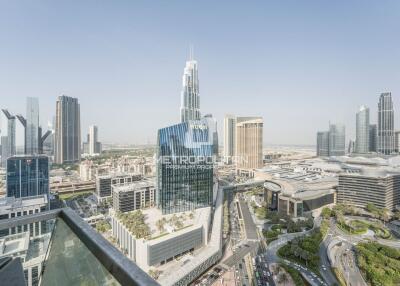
xmin=235 ymin=117 xmax=263 ymax=172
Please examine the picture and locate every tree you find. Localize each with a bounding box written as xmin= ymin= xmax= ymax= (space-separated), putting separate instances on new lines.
xmin=321 ymin=207 xmax=332 ymax=219
xmin=156 ymin=219 xmax=165 ymax=233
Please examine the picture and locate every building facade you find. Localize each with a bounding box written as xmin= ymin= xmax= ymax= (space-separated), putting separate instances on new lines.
xmin=1 ymin=110 xmax=16 ymax=168
xmin=96 ymin=173 xmax=142 ymax=202
xmin=6 ymin=155 xmax=49 ymax=199
xmin=377 ymin=92 xmax=395 ymax=155
xmin=112 ymin=180 xmax=156 ymax=213
xmin=180 ymin=55 xmax=200 ymax=123
xmin=54 ymin=95 xmax=81 ymax=164
xmin=223 ymin=114 xmax=236 ymax=164
xmin=338 ymin=171 xmax=400 ymax=210
xmin=329 ymin=123 xmax=345 ymax=156
xmin=89 ymin=125 xmax=102 ymax=155
xmin=235 ymin=117 xmax=263 ymax=170
xmin=369 ymin=124 xmax=377 ymax=152
xmin=355 ymin=105 xmax=370 ymax=154
xmin=26 ymin=97 xmax=39 ymax=155
xmin=316 ymin=131 xmax=330 ymax=156
xmin=157 ymin=118 xmax=216 ymax=214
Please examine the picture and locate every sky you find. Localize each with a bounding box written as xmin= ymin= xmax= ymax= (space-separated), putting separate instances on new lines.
xmin=1 ymin=1 xmax=399 ymax=146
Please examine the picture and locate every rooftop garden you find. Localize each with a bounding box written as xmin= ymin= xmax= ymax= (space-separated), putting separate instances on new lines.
xmin=116 ymin=210 xmax=151 ymax=239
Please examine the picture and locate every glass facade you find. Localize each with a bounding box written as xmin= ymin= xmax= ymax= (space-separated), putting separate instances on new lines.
xmin=6 ymin=156 xmax=49 ymax=199
xmin=157 ymin=119 xmax=216 ymax=214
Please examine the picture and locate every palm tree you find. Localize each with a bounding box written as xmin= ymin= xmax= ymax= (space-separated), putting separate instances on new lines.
xmin=279 ymin=272 xmax=289 ymax=286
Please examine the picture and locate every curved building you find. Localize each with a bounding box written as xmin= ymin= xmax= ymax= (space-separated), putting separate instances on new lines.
xmin=157 ymin=118 xmax=217 ymax=214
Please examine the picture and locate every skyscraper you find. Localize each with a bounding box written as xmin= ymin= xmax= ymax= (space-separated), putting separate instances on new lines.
xmin=328 ymin=123 xmax=346 ymax=156
xmin=369 ymin=124 xmax=377 ymax=152
xmin=180 ymin=53 xmax=200 ymax=122
xmin=355 ymin=105 xmax=370 ymax=154
xmin=316 ymin=123 xmax=345 ymax=157
xmin=15 ymin=115 xmax=26 ymax=155
xmin=6 ymin=155 xmax=49 ymax=199
xmin=55 ymin=95 xmax=81 ymax=164
xmin=235 ymin=117 xmax=263 ymax=171
xmin=157 ymin=118 xmax=216 ymax=214
xmin=1 ymin=110 xmax=16 ymax=167
xmin=223 ymin=115 xmax=236 ymax=164
xmin=377 ymin=92 xmax=395 ymax=155
xmin=89 ymin=125 xmax=101 ymax=155
xmin=316 ymin=131 xmax=330 ymax=156
xmin=26 ymin=97 xmax=39 ymax=155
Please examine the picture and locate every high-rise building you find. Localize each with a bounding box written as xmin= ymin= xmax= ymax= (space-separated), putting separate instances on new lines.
xmin=26 ymin=97 xmax=39 ymax=155
xmin=89 ymin=125 xmax=101 ymax=155
xmin=316 ymin=123 xmax=345 ymax=157
xmin=180 ymin=53 xmax=200 ymax=123
xmin=157 ymin=118 xmax=216 ymax=214
xmin=316 ymin=131 xmax=330 ymax=156
xmin=328 ymin=123 xmax=345 ymax=156
xmin=1 ymin=110 xmax=16 ymax=167
xmin=15 ymin=115 xmax=26 ymax=155
xmin=377 ymin=92 xmax=395 ymax=155
xmin=396 ymin=131 xmax=400 ymax=153
xmin=235 ymin=117 xmax=263 ymax=170
xmin=369 ymin=124 xmax=377 ymax=152
xmin=54 ymin=95 xmax=81 ymax=164
xmin=223 ymin=115 xmax=236 ymax=164
xmin=6 ymin=155 xmax=49 ymax=199
xmin=355 ymin=105 xmax=370 ymax=154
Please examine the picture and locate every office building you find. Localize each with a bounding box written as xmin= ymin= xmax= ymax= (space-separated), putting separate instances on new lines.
xmin=338 ymin=169 xmax=400 ymax=210
xmin=112 ymin=180 xmax=155 ymax=213
xmin=15 ymin=115 xmax=26 ymax=155
xmin=6 ymin=155 xmax=49 ymax=199
xmin=223 ymin=114 xmax=236 ymax=164
xmin=157 ymin=118 xmax=216 ymax=214
xmin=96 ymin=173 xmax=142 ymax=202
xmin=180 ymin=53 xmax=200 ymax=122
xmin=316 ymin=123 xmax=345 ymax=157
xmin=89 ymin=125 xmax=101 ymax=155
xmin=1 ymin=110 xmax=16 ymax=168
xmin=329 ymin=123 xmax=345 ymax=156
xmin=355 ymin=105 xmax=370 ymax=154
xmin=26 ymin=97 xmax=39 ymax=155
xmin=369 ymin=124 xmax=377 ymax=152
xmin=235 ymin=117 xmax=263 ymax=170
xmin=396 ymin=131 xmax=400 ymax=153
xmin=377 ymin=92 xmax=395 ymax=155
xmin=54 ymin=95 xmax=81 ymax=164
xmin=316 ymin=131 xmax=330 ymax=156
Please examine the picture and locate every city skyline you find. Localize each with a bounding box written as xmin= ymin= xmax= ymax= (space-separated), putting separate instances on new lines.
xmin=1 ymin=1 xmax=400 ymax=145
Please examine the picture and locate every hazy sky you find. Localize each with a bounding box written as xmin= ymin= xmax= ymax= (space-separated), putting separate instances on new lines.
xmin=1 ymin=1 xmax=399 ymax=145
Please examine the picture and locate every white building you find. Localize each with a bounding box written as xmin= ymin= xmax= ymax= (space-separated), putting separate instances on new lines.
xmin=110 ymin=206 xmax=211 ymax=271
xmin=223 ymin=114 xmax=236 ymax=164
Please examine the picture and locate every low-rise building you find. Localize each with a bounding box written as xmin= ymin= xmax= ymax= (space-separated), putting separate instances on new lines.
xmin=96 ymin=173 xmax=142 ymax=202
xmin=110 ymin=206 xmax=211 ymax=271
xmin=112 ymin=180 xmax=156 ymax=213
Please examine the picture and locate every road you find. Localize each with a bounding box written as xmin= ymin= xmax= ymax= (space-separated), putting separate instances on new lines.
xmin=318 ymin=220 xmax=339 ymax=286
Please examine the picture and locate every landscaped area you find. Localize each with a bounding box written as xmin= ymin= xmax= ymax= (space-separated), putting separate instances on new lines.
xmin=263 ymin=212 xmax=314 ymax=242
xmin=336 ymin=218 xmax=391 ymax=239
xmin=277 ymin=220 xmax=329 ymax=275
xmin=116 ymin=210 xmax=151 ymax=239
xmin=356 ymin=242 xmax=400 ymax=286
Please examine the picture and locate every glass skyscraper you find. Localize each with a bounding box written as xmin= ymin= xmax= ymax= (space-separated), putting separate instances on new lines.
xmin=1 ymin=109 xmax=16 ymax=167
xmin=180 ymin=54 xmax=200 ymax=123
xmin=26 ymin=97 xmax=40 ymax=155
xmin=377 ymin=92 xmax=395 ymax=155
xmin=6 ymin=155 xmax=49 ymax=198
xmin=55 ymin=95 xmax=81 ymax=164
xmin=355 ymin=105 xmax=370 ymax=154
xmin=157 ymin=118 xmax=217 ymax=214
